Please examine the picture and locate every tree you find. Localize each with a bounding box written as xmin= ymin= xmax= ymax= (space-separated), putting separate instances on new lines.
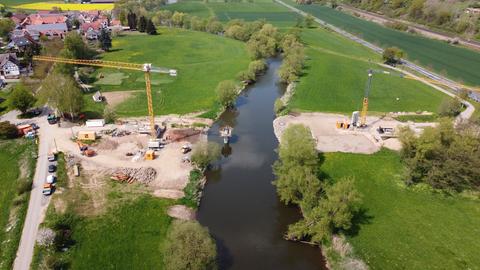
xmin=273 ymin=124 xmax=319 ymax=203
xmin=408 ymin=0 xmax=425 ymax=19
xmin=0 ymin=121 xmax=18 ymax=140
xmin=438 ymin=97 xmax=463 ymax=117
xmin=382 ymin=46 xmax=403 ymax=64
xmin=63 ymin=31 xmax=94 ymax=59
xmin=248 ymin=59 xmax=267 ymax=75
xmin=145 ymin=19 xmax=157 ymax=35
xmin=40 ymin=72 xmax=84 ymax=119
xmin=399 ymin=119 xmax=480 ymax=191
xmin=153 ymin=10 xmax=172 ymax=26
xmin=305 ymin=15 xmax=315 ymax=28
xmin=127 ymin=12 xmax=137 ymax=29
xmin=287 ymin=178 xmax=361 ymax=243
xmin=98 ymin=28 xmax=112 ymax=51
xmin=191 ymin=141 xmax=221 ymax=169
xmin=225 ymin=25 xmax=248 ymax=41
xmin=164 ymin=220 xmax=217 ymax=270
xmin=206 ymin=19 xmax=223 ymax=34
xmin=172 ymin=11 xmax=186 ymax=27
xmin=0 ymin=18 xmax=15 ymax=39
xmin=138 ymin=16 xmax=147 ymax=32
xmin=215 ymin=80 xmax=238 ymax=108
xmin=246 ymin=24 xmax=278 ymax=59
xmin=9 ymin=84 xmax=37 ymax=114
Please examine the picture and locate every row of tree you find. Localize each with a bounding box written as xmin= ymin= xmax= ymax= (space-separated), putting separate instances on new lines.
xmin=126 ymin=12 xmax=157 ymax=35
xmin=343 ymin=0 xmax=480 ymax=38
xmin=273 ymin=124 xmax=361 ymax=244
xmin=399 ymin=119 xmax=480 ymax=192
xmin=278 ymin=32 xmax=305 ymax=83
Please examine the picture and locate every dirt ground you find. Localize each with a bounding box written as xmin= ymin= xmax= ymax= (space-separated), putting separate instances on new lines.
xmin=48 ymin=116 xmax=209 ymax=200
xmin=102 ymin=91 xmax=139 ymax=107
xmin=273 ymin=112 xmax=435 ymax=154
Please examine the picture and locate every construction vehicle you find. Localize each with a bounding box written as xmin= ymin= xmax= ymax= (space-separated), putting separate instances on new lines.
xmin=76 ymin=140 xmax=96 ymax=157
xmin=32 ymin=56 xmax=177 ymax=159
xmin=145 ymin=150 xmax=155 ymax=160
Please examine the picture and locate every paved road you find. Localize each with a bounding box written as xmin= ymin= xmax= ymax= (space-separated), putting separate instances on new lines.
xmin=274 ymin=0 xmax=475 ymax=120
xmin=1 ymin=110 xmax=53 ymax=270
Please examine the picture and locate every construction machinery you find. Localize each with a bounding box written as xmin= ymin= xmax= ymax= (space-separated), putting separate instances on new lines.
xmin=32 ymin=56 xmax=177 ymax=158
xmin=76 ymin=140 xmax=96 ymax=157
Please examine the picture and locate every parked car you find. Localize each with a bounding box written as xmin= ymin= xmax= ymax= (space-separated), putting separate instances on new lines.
xmin=47 ymin=152 xmax=56 ymax=162
xmin=31 ymin=123 xmax=39 ymax=130
xmin=46 ymin=175 xmax=56 ymax=184
xmin=48 ymin=164 xmax=56 ymax=173
xmin=42 ymin=183 xmax=53 ymax=196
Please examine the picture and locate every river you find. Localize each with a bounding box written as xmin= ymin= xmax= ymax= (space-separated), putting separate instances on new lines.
xmin=198 ymin=58 xmax=327 ymax=269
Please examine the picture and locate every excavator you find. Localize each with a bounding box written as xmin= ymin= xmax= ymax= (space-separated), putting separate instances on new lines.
xmin=33 ymin=56 xmax=177 ymax=160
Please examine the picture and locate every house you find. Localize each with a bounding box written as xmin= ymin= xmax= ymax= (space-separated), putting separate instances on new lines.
xmin=11 ymin=14 xmax=28 ymax=25
xmin=6 ymin=36 xmax=36 ymax=52
xmin=22 ymin=13 xmax=67 ymax=26
xmin=26 ymin=23 xmax=68 ymax=38
xmin=0 ymin=53 xmax=20 ymax=79
xmin=11 ymin=29 xmax=40 ymax=41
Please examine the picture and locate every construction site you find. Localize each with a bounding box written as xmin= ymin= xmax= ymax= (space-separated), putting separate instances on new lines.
xmin=51 ymin=114 xmax=211 ymax=199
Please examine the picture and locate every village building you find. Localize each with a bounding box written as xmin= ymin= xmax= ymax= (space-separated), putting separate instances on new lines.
xmin=0 ymin=53 xmax=20 ymax=79
xmin=26 ymin=23 xmax=68 ymax=38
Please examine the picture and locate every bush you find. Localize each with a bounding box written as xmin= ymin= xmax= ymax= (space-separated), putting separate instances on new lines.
xmin=0 ymin=121 xmax=18 ymax=140
xmin=164 ymin=220 xmax=217 ymax=270
xmin=384 ymin=21 xmax=408 ymax=31
xmin=382 ymin=47 xmax=404 ymax=64
xmin=103 ymin=106 xmax=117 ymax=124
xmin=274 ymin=98 xmax=285 ymax=114
xmin=181 ymin=169 xmax=203 ymax=208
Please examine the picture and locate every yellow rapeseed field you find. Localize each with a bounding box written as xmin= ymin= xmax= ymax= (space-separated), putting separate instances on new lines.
xmin=13 ymin=2 xmax=114 ymax=11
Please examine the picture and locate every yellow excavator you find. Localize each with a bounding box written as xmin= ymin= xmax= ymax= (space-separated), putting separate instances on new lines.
xmin=33 ymin=55 xmax=177 ymax=160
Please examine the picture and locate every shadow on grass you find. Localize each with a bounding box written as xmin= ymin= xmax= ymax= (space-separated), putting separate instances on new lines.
xmin=82 ymin=110 xmax=103 ymax=119
xmin=342 ymin=207 xmax=374 ymax=237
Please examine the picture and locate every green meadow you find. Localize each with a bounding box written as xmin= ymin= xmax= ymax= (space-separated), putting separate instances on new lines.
xmin=91 ymin=28 xmax=249 ymax=116
xmin=286 ymin=0 xmax=480 ymax=87
xmin=321 ymin=150 xmax=480 ymax=270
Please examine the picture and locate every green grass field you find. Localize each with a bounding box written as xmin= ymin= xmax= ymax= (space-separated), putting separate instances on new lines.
xmin=0 ymin=140 xmax=36 ymax=270
xmin=165 ymin=0 xmax=301 ymax=27
xmin=92 ymin=28 xmax=249 ymax=116
xmin=286 ymin=1 xmax=480 ymax=87
xmin=69 ymin=196 xmax=173 ymax=269
xmin=321 ymin=150 xmax=480 ymax=269
xmin=289 ymin=29 xmax=448 ymax=114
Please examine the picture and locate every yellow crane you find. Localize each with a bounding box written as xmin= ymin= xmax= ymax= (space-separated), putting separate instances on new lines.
xmin=33 ymin=55 xmax=177 ymax=141
xmin=359 ymin=69 xmax=373 ymax=127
